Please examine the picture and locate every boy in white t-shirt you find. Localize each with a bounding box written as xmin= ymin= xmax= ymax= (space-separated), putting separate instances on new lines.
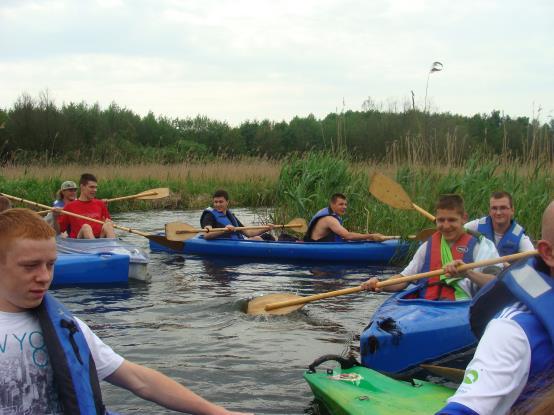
xmin=0 ymin=208 xmax=252 ymax=415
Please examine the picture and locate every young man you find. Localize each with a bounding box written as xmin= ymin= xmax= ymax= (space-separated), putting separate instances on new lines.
xmin=45 ymin=180 xmax=78 ymax=229
xmin=437 ymin=200 xmax=554 ymax=414
xmin=465 ymin=191 xmax=535 ymax=255
xmin=200 ymin=189 xmax=273 ymax=241
xmin=362 ymin=194 xmax=499 ymax=300
xmin=303 ymin=193 xmax=385 ymax=242
xmin=0 ymin=208 xmax=251 ymax=415
xmin=56 ymin=173 xmax=115 ymax=239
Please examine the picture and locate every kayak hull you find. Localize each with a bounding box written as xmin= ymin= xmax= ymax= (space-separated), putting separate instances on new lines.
xmin=150 ymin=235 xmax=409 ymax=264
xmin=53 ymin=253 xmax=129 ymax=286
xmin=360 ymin=287 xmax=477 ymax=374
xmin=304 ymin=363 xmax=453 ymax=415
xmin=56 ymin=236 xmax=150 ymax=282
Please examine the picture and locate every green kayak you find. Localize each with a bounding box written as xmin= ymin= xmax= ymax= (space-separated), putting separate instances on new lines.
xmin=304 ymin=355 xmax=455 ymax=415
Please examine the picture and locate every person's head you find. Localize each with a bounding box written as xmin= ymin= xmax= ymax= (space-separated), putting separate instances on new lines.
xmin=0 ymin=196 xmax=11 ymax=212
xmin=489 ymin=191 xmax=515 ymax=228
xmin=329 ymin=193 xmax=348 ymax=216
xmin=0 ymin=208 xmax=57 ymax=312
xmin=538 ymin=200 xmax=554 ymax=276
xmin=79 ymin=173 xmax=98 ymax=201
xmin=212 ymin=189 xmax=230 ymax=213
xmin=435 ymin=194 xmax=468 ymax=242
xmin=56 ymin=180 xmax=78 ymax=202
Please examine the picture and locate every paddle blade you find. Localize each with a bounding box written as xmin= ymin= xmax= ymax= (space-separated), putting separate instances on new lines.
xmin=287 ymin=217 xmax=308 ymax=234
xmin=247 ymin=293 xmax=304 ymax=316
xmin=135 ymin=188 xmax=170 ymax=200
xmin=421 ymin=364 xmax=464 ymax=383
xmin=146 ymin=234 xmax=185 ymax=252
xmin=165 ymin=222 xmax=198 ymax=241
xmin=369 ymin=173 xmax=414 ymax=210
xmin=409 ymin=228 xmax=436 ymax=241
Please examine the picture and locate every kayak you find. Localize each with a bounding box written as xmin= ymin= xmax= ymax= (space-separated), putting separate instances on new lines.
xmin=360 ymin=286 xmax=476 ymax=375
xmin=304 ymin=355 xmax=454 ymax=415
xmin=56 ymin=236 xmax=150 ymax=282
xmin=149 ymin=235 xmax=409 ymax=264
xmin=52 ymin=253 xmax=129 ymax=286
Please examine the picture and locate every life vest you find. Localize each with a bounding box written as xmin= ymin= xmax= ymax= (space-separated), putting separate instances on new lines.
xmin=477 ymin=216 xmax=525 ymax=256
xmin=35 ymin=293 xmax=112 ymax=415
xmin=303 ymin=207 xmax=344 ymax=242
xmin=200 ymin=207 xmax=244 ymax=240
xmin=469 ymin=257 xmax=554 ymax=406
xmin=414 ymin=232 xmax=477 ymax=300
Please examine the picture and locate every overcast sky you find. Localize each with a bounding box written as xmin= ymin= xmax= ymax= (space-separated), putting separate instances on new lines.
xmin=1 ymin=0 xmax=552 ymax=125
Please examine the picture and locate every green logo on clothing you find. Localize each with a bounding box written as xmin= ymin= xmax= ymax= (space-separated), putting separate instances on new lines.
xmin=463 ymin=369 xmax=479 ymax=384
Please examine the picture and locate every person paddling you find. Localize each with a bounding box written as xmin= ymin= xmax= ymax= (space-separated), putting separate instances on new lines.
xmin=54 ymin=173 xmax=116 ymax=239
xmin=303 ymin=193 xmax=385 ymax=242
xmin=465 ymin=191 xmax=535 ymax=255
xmin=436 ymin=200 xmax=554 ymax=415
xmin=361 ymin=194 xmax=500 ymax=300
xmin=45 ymin=180 xmax=78 ymax=229
xmin=0 ymin=208 xmax=252 ymax=415
xmin=200 ymin=189 xmax=274 ymax=241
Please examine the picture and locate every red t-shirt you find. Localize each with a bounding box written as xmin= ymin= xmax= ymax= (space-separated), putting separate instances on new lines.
xmin=58 ymin=199 xmax=111 ymax=238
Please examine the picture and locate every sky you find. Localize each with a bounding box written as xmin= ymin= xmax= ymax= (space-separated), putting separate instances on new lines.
xmin=1 ymin=0 xmax=553 ymax=126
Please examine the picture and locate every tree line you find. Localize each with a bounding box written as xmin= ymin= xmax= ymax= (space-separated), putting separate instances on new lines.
xmin=0 ymin=92 xmax=552 ymax=165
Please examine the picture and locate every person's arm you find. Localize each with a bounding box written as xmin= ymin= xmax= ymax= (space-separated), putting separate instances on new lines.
xmin=240 ymin=224 xmax=274 ymax=238
xmin=200 ymin=214 xmax=225 ymax=240
xmin=436 ymin=318 xmax=531 ymax=415
xmin=325 ymin=218 xmax=386 ymax=241
xmin=106 ymin=360 xmax=251 ymax=415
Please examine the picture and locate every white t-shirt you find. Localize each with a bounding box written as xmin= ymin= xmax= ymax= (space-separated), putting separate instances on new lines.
xmin=0 ymin=310 xmax=124 ymax=415
xmin=401 ymin=236 xmax=500 ymax=297
xmin=464 ymin=218 xmax=535 ymax=253
xmin=445 ymin=303 xmax=532 ymax=415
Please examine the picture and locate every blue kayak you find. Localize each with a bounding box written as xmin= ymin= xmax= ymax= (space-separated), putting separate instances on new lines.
xmin=52 ymin=253 xmax=129 ymax=286
xmin=149 ymin=234 xmax=409 ymax=264
xmin=360 ymin=286 xmax=476 ymax=374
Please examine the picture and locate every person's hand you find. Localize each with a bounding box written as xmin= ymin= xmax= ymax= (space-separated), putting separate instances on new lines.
xmin=52 ymin=207 xmax=62 ymax=218
xmin=225 ymin=225 xmax=236 ymax=233
xmin=367 ymin=233 xmax=386 ymax=242
xmin=444 ymin=259 xmax=464 ymax=277
xmin=266 ymin=224 xmax=274 ymax=231
xmin=361 ymin=277 xmax=381 ymax=292
xmin=102 ymin=198 xmax=109 ymax=204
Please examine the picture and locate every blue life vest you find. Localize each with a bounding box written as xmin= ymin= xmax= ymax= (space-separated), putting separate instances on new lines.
xmin=53 ymin=199 xmax=66 ymax=208
xmin=36 ymin=294 xmax=114 ymax=415
xmin=303 ymin=207 xmax=344 ymax=242
xmin=470 ymin=257 xmax=554 ymax=406
xmin=200 ymin=207 xmax=244 ymax=240
xmin=477 ymin=216 xmax=525 ymax=256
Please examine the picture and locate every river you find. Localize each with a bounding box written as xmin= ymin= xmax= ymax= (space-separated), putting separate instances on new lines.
xmin=51 ymin=209 xmax=400 ymax=414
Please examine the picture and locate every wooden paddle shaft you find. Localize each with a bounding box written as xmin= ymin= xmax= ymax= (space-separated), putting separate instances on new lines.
xmin=106 ymin=191 xmax=157 ymax=203
xmin=412 ymin=203 xmax=436 ymax=222
xmin=178 ymin=223 xmax=298 ymax=235
xmin=1 ymin=193 xmax=149 ymax=237
xmin=263 ymin=250 xmax=538 ymax=311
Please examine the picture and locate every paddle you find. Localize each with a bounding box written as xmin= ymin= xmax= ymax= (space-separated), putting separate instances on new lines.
xmin=369 ymin=172 xmax=436 ymax=222
xmin=246 ymin=250 xmax=538 ymax=315
xmin=0 ymin=192 xmax=184 ymax=251
xmin=35 ymin=187 xmax=170 ymax=214
xmin=380 ymin=228 xmax=436 ymax=241
xmin=164 ymin=218 xmax=308 ymax=241
xmin=420 ymin=364 xmax=465 ymax=383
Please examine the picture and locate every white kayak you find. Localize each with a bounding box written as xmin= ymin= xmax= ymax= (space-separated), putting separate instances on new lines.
xmin=56 ymin=236 xmax=150 ymax=282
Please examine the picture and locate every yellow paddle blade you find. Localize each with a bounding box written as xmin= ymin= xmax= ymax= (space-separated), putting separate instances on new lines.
xmin=410 ymin=228 xmax=435 ymax=241
xmin=369 ymin=172 xmax=414 ymax=210
xmin=421 ymin=365 xmax=464 ymax=383
xmin=134 ymin=187 xmax=170 ymax=200
xmin=247 ymin=293 xmax=304 ymax=316
xmin=286 ymin=217 xmax=308 ymax=234
xmin=165 ymin=222 xmax=199 ymax=241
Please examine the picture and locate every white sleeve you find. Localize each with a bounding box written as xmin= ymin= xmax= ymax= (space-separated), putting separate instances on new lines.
xmin=447 ymin=319 xmax=531 ymax=415
xmin=400 ymin=242 xmax=427 ymax=276
xmin=519 ymin=235 xmax=535 ymax=252
xmin=473 ymin=238 xmax=500 ymax=272
xmin=76 ymin=317 xmax=125 ymax=380
xmin=464 ymin=219 xmax=479 ymax=232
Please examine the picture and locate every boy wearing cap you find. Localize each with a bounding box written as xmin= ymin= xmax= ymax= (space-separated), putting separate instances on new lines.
xmin=54 ymin=180 xmax=78 ymax=208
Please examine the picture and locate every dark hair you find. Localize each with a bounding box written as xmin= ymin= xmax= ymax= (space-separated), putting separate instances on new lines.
xmin=436 ymin=194 xmax=465 ymax=215
xmin=330 ymin=193 xmax=347 ymax=203
xmin=79 ymin=173 xmax=97 ymax=186
xmin=491 ymin=191 xmax=513 ymax=207
xmin=213 ymin=189 xmax=229 ymax=200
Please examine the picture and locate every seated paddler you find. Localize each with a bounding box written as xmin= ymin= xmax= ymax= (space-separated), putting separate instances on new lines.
xmin=303 ymin=193 xmax=386 ymax=242
xmin=361 ymin=194 xmax=500 ymax=300
xmin=464 ymin=190 xmax=535 ymax=256
xmin=436 ymin=200 xmax=554 ymax=415
xmin=200 ymin=189 xmax=274 ymax=241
